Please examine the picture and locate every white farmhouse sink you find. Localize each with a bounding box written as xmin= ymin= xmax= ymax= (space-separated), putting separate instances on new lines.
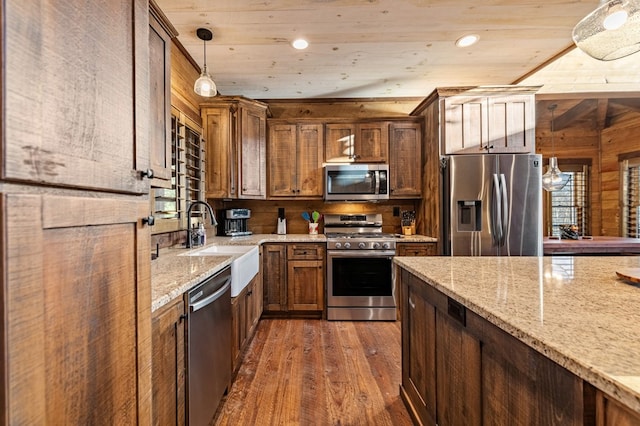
xmin=185 ymin=245 xmax=259 ymax=297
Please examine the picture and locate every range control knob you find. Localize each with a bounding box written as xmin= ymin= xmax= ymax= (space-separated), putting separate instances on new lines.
xmin=372 ymin=242 xmax=381 ymax=249
xmin=334 ymin=242 xmax=342 ymax=249
xmin=382 ymin=242 xmax=391 ymax=249
xmin=358 ymin=242 xmax=366 ymax=249
xmin=344 ymin=242 xmax=351 ymax=249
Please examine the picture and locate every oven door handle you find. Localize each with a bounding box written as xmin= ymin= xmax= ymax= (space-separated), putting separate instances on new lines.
xmin=327 ymin=250 xmax=396 ymax=258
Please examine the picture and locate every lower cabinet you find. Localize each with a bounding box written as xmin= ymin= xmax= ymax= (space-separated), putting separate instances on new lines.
xmin=152 ymin=298 xmax=186 ymax=426
xmin=231 ymin=273 xmax=263 ymax=373
xmin=400 ymin=269 xmax=591 ymax=426
xmin=263 ymin=243 xmax=325 ymax=317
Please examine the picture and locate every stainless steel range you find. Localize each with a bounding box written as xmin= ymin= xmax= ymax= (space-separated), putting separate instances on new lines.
xmin=324 ymin=214 xmax=397 ymax=321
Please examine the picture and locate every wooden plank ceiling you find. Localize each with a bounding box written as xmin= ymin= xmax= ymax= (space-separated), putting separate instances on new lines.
xmin=154 ymin=0 xmax=640 ymax=100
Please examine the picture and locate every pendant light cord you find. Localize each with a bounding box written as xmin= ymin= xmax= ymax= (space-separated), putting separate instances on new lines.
xmin=549 ymin=104 xmax=557 ymax=157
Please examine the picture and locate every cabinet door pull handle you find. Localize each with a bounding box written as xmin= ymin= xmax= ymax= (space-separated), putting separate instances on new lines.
xmin=408 ymin=296 xmax=416 ymax=310
xmin=142 ymin=216 xmax=155 ymax=226
xmin=447 ymin=297 xmax=466 ymax=326
xmin=140 ymin=169 xmax=154 ymax=179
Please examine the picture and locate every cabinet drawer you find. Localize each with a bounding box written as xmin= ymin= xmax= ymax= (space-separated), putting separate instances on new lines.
xmin=397 ymin=243 xmax=437 ymax=256
xmin=287 ymin=244 xmax=325 ymax=260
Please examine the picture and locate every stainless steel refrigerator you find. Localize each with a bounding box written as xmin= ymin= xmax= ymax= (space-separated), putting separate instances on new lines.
xmin=442 ymin=154 xmax=543 ymax=256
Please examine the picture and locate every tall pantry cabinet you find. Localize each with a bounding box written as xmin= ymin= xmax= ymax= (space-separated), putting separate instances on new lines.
xmin=2 ymin=1 xmax=153 ymax=424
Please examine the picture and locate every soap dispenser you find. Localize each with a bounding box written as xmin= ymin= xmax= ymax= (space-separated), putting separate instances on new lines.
xmin=277 ymin=208 xmax=287 ymax=235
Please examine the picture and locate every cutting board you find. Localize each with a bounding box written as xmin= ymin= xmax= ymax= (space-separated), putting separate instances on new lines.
xmin=615 ymin=268 xmax=640 ymax=284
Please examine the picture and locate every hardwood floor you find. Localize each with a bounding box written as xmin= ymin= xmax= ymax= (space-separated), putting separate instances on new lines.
xmin=214 ymin=319 xmax=414 ymax=426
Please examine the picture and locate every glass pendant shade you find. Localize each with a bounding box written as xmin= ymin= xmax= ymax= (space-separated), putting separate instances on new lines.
xmin=572 ymin=0 xmax=640 ymax=60
xmin=542 ymin=157 xmax=570 ymax=191
xmin=194 ymin=65 xmax=217 ymax=97
xmin=194 ymin=28 xmax=217 ymax=97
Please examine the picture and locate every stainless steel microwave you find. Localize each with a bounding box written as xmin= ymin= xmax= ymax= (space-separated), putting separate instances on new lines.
xmin=324 ymin=164 xmax=389 ymax=201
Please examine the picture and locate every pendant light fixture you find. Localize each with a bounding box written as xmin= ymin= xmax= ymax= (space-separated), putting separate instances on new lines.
xmin=572 ymin=0 xmax=640 ymax=61
xmin=542 ymin=104 xmax=570 ymax=192
xmin=194 ymin=28 xmax=217 ymax=97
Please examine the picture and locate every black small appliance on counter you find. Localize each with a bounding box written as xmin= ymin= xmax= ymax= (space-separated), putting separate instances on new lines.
xmin=218 ymin=208 xmax=252 ymax=236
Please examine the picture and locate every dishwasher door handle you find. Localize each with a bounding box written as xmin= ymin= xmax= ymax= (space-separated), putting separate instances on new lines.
xmin=190 ymin=278 xmax=231 ymax=313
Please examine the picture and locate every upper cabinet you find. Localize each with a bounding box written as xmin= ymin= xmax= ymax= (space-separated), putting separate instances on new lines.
xmin=3 ymin=0 xmax=151 ymax=194
xmin=148 ymin=3 xmax=178 ymax=188
xmin=389 ymin=121 xmax=422 ymax=198
xmin=440 ymin=88 xmax=537 ymax=155
xmin=325 ymin=121 xmax=389 ymax=163
xmin=268 ymin=122 xmax=324 ymax=198
xmin=201 ymin=97 xmax=268 ymax=199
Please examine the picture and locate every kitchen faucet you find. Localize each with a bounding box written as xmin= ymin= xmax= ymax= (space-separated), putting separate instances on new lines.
xmin=186 ymin=201 xmax=217 ymax=248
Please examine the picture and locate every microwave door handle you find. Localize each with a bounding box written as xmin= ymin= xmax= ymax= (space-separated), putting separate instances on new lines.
xmin=374 ymin=171 xmax=380 ymax=194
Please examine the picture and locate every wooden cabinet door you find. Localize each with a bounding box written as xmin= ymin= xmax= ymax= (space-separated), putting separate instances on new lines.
xmin=287 ymin=260 xmax=324 ymax=311
xmin=480 ymin=320 xmax=585 ymax=425
xmin=389 ymin=121 xmax=422 ymax=198
xmin=152 ymin=298 xmax=186 ymax=426
xmin=247 ymin=273 xmax=263 ymax=336
xmin=239 ymin=105 xmax=266 ymax=199
xmin=203 ymin=106 xmax=234 ymax=198
xmin=262 ymin=244 xmax=287 ymax=312
xmin=268 ymin=124 xmax=297 ymax=197
xmin=435 ymin=308 xmax=482 ymax=426
xmin=231 ymin=291 xmax=245 ymax=372
xmin=3 ymin=193 xmax=152 ymax=424
xmin=401 ymin=272 xmax=437 ymax=425
xmin=355 ymin=122 xmax=389 ymax=163
xmin=325 ymin=123 xmax=356 ymax=162
xmin=148 ymin=10 xmax=173 ymax=188
xmin=3 ymin=0 xmax=150 ymax=194
xmin=487 ymin=95 xmax=535 ymax=154
xmin=442 ymin=96 xmax=487 ymax=155
xmin=296 ymin=124 xmax=325 ymax=197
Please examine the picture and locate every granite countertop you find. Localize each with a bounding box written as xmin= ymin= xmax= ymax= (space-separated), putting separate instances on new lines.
xmin=393 ymin=255 xmax=640 ymax=415
xmin=152 ymin=233 xmax=438 ymax=311
xmin=151 ymin=234 xmax=329 ymax=312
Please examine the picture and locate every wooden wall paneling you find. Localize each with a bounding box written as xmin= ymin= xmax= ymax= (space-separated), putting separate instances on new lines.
xmin=262 ymin=98 xmax=424 ymax=120
xmin=536 ymin=97 xmax=640 ymax=237
xmin=216 ymin=200 xmax=419 ymax=235
xmin=170 ymin=41 xmax=204 ymax=124
xmin=415 ymin=99 xmax=441 ymax=250
xmin=600 ymin=118 xmax=640 ymax=235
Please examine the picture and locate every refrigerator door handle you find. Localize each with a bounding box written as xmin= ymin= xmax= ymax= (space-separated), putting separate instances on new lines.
xmin=500 ymin=174 xmax=509 ymax=247
xmin=492 ymin=173 xmax=503 ymax=246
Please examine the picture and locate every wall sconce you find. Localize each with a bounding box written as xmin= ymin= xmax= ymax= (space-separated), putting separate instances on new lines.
xmin=572 ymin=0 xmax=640 ymax=60
xmin=542 ymin=104 xmax=570 ymax=192
xmin=194 ymin=28 xmax=217 ymax=97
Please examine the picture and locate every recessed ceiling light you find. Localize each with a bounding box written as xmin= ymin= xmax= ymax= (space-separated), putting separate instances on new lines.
xmin=455 ymin=34 xmax=479 ymax=48
xmin=292 ymin=38 xmax=309 ymax=50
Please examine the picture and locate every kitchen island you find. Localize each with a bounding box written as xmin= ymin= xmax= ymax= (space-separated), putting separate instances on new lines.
xmin=394 ymin=255 xmax=640 ymax=425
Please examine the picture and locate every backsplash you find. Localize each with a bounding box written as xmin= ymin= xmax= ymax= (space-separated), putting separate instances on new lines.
xmin=214 ymin=199 xmax=420 ymax=235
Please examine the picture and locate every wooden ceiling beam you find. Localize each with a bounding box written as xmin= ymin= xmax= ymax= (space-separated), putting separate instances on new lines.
xmin=596 ymin=99 xmax=609 ymax=130
xmin=611 ymin=98 xmax=640 ymax=113
xmin=552 ymin=99 xmax=597 ymax=130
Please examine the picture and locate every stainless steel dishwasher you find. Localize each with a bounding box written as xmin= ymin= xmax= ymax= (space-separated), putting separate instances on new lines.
xmin=185 ymin=266 xmax=232 ymax=426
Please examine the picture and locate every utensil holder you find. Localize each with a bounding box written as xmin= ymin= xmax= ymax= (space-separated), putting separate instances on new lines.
xmin=308 ymin=222 xmax=319 ymax=235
